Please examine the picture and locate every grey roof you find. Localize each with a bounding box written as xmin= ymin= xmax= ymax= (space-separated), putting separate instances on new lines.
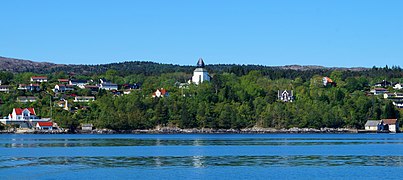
xmin=365 ymin=120 xmax=379 ymax=126
xmin=194 ymin=68 xmax=207 ymax=72
xmin=197 ymin=58 xmax=205 ymax=68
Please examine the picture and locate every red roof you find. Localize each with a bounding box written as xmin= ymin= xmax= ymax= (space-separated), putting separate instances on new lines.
xmin=14 ymin=108 xmax=23 ymax=115
xmin=37 ymin=122 xmax=53 ymax=127
xmin=14 ymin=108 xmax=35 ymax=115
xmin=58 ymin=79 xmax=69 ymax=82
xmin=160 ymin=88 xmax=167 ymax=95
xmin=324 ymin=77 xmax=333 ymax=83
xmin=31 ymin=76 xmax=47 ymax=79
xmin=382 ymin=119 xmax=397 ymax=125
xmin=27 ymin=108 xmax=35 ymax=115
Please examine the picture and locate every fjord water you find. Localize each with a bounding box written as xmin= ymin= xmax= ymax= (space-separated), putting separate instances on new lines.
xmin=1 ymin=134 xmax=403 ymax=179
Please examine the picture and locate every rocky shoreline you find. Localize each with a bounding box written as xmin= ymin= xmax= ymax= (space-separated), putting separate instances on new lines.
xmin=84 ymin=127 xmax=358 ymax=134
xmin=0 ymin=127 xmax=363 ymax=134
xmin=1 ymin=127 xmax=360 ymax=134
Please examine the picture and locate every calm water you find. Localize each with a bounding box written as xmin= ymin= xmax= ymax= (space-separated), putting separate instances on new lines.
xmin=1 ymin=133 xmax=403 ymax=179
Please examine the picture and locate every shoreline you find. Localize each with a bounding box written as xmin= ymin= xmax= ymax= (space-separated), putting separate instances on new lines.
xmin=0 ymin=127 xmax=375 ymax=134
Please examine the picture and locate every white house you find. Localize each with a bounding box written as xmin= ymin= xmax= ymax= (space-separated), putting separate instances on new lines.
xmin=74 ymin=96 xmax=95 ymax=102
xmin=18 ymin=84 xmax=40 ymax=91
xmin=17 ymin=96 xmax=37 ymax=103
xmin=8 ymin=108 xmax=37 ymax=120
xmin=53 ymin=84 xmax=75 ymax=92
xmin=69 ymin=80 xmax=89 ymax=89
xmin=152 ymin=88 xmax=169 ymax=98
xmin=380 ymin=119 xmax=399 ymax=133
xmin=370 ymin=88 xmax=388 ymax=95
xmin=36 ymin=122 xmax=53 ymax=130
xmin=322 ymin=77 xmax=336 ymax=87
xmin=393 ymin=83 xmax=402 ymax=90
xmin=0 ymin=85 xmax=10 ymax=93
xmin=99 ymin=82 xmax=118 ymax=90
xmin=365 ymin=120 xmax=379 ymax=131
xmin=192 ymin=58 xmax=210 ymax=85
xmin=81 ymin=124 xmax=93 ymax=131
xmin=278 ymin=90 xmax=294 ymax=102
xmin=30 ymin=76 xmax=48 ymax=83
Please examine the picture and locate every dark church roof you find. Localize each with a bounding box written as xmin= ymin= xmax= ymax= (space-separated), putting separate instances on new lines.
xmin=197 ymin=58 xmax=205 ymax=68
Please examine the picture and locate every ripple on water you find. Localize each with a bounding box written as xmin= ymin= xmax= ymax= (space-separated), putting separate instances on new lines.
xmin=1 ymin=155 xmax=403 ymax=169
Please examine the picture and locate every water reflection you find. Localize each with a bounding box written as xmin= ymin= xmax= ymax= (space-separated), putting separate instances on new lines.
xmin=2 ymin=137 xmax=403 ymax=148
xmin=1 ymin=155 xmax=403 ymax=169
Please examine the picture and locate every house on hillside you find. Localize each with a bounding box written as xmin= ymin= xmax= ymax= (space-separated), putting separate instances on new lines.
xmin=192 ymin=58 xmax=211 ymax=85
xmin=7 ymin=108 xmax=37 ymax=120
xmin=152 ymin=88 xmax=169 ymax=98
xmin=393 ymin=83 xmax=402 ymax=90
xmin=122 ymin=83 xmax=141 ymax=94
xmin=99 ymin=79 xmax=118 ymax=90
xmin=392 ymin=101 xmax=403 ymax=108
xmin=278 ymin=90 xmax=294 ymax=102
xmin=58 ymin=79 xmax=70 ymax=84
xmin=17 ymin=96 xmax=37 ymax=103
xmin=323 ymin=77 xmax=337 ymax=87
xmin=18 ymin=84 xmax=40 ymax=92
xmin=374 ymin=80 xmax=392 ymax=87
xmin=370 ymin=88 xmax=388 ymax=95
xmin=73 ymin=96 xmax=95 ymax=102
xmin=383 ymin=92 xmax=403 ymax=99
xmin=30 ymin=76 xmax=48 ymax=83
xmin=53 ymin=84 xmax=75 ymax=93
xmin=84 ymin=85 xmax=99 ymax=92
xmin=69 ymin=79 xmax=88 ymax=89
xmin=0 ymin=85 xmax=11 ymax=93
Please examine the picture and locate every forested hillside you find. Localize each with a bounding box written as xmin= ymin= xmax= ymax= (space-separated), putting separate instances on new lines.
xmin=0 ymin=57 xmax=402 ymax=131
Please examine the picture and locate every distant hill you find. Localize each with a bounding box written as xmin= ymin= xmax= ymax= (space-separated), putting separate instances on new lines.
xmin=0 ymin=56 xmax=370 ymax=77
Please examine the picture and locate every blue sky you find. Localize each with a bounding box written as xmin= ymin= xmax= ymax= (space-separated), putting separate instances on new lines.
xmin=0 ymin=0 xmax=402 ymax=67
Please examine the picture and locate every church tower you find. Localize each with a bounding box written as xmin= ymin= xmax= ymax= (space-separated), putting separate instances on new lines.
xmin=192 ymin=58 xmax=210 ymax=85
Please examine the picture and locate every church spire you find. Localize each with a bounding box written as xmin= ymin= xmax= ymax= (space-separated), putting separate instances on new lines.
xmin=197 ymin=58 xmax=205 ymax=68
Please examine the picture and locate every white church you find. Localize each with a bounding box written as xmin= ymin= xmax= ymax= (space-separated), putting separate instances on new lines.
xmin=191 ymin=58 xmax=210 ymax=85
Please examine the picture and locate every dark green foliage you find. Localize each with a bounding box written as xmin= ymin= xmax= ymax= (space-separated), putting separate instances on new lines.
xmin=1 ymin=64 xmax=402 ymax=130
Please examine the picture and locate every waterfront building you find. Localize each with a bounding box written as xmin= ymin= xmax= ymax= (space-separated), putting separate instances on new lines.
xmin=0 ymin=107 xmax=52 ymax=128
xmin=364 ymin=120 xmax=379 ymax=131
xmin=81 ymin=124 xmax=93 ymax=131
xmin=36 ymin=122 xmax=53 ymax=130
xmin=364 ymin=119 xmax=399 ymax=133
